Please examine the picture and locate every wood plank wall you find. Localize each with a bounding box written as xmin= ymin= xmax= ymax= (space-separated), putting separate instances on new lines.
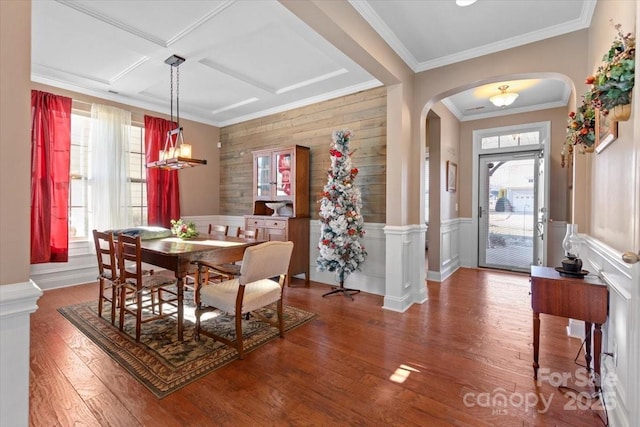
xmin=219 ymin=87 xmax=387 ymax=223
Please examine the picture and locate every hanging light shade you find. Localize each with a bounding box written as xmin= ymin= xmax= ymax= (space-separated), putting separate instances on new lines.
xmin=146 ymin=55 xmax=207 ymax=170
xmin=489 ymin=84 xmax=519 ymax=108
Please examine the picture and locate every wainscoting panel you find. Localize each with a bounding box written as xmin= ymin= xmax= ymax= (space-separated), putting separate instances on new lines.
xmin=582 ymin=235 xmax=636 ymax=427
xmin=430 ymin=218 xmax=461 ymax=282
xmin=30 ymin=240 xmax=98 ymax=290
xmin=383 ymin=224 xmax=427 ymax=312
xmin=458 ymin=218 xmax=474 ymax=268
xmin=310 ymin=220 xmax=386 ymax=296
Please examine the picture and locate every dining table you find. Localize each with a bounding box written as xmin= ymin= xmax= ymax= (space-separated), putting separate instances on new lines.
xmin=139 ymin=233 xmax=262 ymax=341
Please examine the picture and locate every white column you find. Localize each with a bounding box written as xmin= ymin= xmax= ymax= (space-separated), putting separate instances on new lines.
xmin=0 ymin=281 xmax=43 ymax=427
xmin=383 ymin=224 xmax=428 ymax=312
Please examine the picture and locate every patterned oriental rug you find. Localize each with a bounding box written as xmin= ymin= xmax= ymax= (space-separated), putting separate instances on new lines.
xmin=58 ymin=293 xmax=317 ymax=398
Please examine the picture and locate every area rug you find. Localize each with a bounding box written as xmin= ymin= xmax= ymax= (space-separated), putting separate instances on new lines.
xmin=58 ymin=293 xmax=317 ymax=399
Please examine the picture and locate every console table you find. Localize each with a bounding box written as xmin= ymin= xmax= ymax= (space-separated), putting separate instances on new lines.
xmin=530 ymin=266 xmax=608 ymax=388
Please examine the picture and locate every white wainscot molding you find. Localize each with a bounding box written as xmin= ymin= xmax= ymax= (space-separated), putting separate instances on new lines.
xmin=458 ymin=218 xmax=475 ymax=268
xmin=581 ymin=235 xmax=637 ymax=427
xmin=30 ymin=240 xmax=98 ymax=290
xmin=0 ymin=280 xmax=43 ymax=427
xmin=182 ymin=215 xmax=245 ymax=237
xmin=382 ymin=223 xmax=427 ymax=312
xmin=427 ymin=218 xmax=461 ymax=282
xmin=310 ymin=220 xmax=386 ymax=297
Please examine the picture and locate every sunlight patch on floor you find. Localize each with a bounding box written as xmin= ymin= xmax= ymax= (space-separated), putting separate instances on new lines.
xmin=389 ymin=364 xmax=421 ymax=384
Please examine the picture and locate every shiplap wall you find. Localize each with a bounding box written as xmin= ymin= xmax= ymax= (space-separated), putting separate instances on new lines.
xmin=219 ymin=87 xmax=387 ymax=223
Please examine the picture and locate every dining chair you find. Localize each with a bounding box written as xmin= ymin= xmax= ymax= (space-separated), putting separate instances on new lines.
xmin=117 ymin=233 xmax=179 ymax=342
xmin=208 ymin=224 xmax=229 ymax=235
xmin=93 ymin=230 xmax=119 ymax=325
xmin=193 ymin=241 xmax=294 ymax=359
xmin=184 ymin=224 xmax=231 ymax=298
xmin=206 ymin=228 xmax=261 ymax=280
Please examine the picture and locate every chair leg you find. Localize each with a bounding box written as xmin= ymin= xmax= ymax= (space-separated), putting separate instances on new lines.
xmin=236 ymin=312 xmax=244 ymax=359
xmin=110 ymin=285 xmax=118 ymax=325
xmin=135 ymin=291 xmax=142 ymax=342
xmin=150 ymin=289 xmax=157 ymax=314
xmin=277 ymin=299 xmax=284 ymax=337
xmin=98 ymin=279 xmax=105 ymax=319
xmin=119 ymin=286 xmax=127 ymax=332
xmin=194 ymin=306 xmax=201 ymax=341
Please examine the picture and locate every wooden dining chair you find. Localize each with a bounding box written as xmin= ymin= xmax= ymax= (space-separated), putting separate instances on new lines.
xmin=184 ymin=224 xmax=232 ymax=297
xmin=117 ymin=233 xmax=179 ymax=342
xmin=206 ymin=228 xmax=260 ymax=280
xmin=93 ymin=230 xmax=119 ymax=325
xmin=237 ymin=228 xmax=258 ymax=239
xmin=208 ymin=224 xmax=229 ymax=235
xmin=193 ymin=241 xmax=294 ymax=359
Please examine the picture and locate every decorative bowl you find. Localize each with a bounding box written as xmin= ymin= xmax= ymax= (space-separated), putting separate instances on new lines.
xmin=265 ymin=202 xmax=286 ymax=216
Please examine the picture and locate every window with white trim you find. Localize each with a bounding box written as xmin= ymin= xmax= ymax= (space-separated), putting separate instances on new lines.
xmin=69 ymin=110 xmax=147 ymax=240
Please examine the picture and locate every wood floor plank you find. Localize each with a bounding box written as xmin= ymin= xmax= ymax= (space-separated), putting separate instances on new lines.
xmin=30 ymin=268 xmax=605 ymax=426
xmin=30 ymin=345 xmax=101 ymax=427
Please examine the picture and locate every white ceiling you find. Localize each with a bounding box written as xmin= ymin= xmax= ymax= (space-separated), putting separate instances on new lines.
xmin=31 ymin=0 xmax=596 ymax=127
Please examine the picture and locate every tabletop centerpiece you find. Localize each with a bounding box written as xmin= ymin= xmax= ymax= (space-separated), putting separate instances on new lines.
xmin=170 ymin=219 xmax=199 ymax=239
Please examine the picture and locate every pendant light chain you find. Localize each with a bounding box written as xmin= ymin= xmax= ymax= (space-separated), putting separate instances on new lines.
xmin=169 ymin=65 xmax=174 ymax=125
xmin=176 ymin=65 xmax=180 ymax=127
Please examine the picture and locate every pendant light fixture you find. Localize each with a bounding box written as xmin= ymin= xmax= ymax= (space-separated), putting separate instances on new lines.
xmin=146 ymin=54 xmax=207 ymax=170
xmin=489 ymin=84 xmax=519 ymax=108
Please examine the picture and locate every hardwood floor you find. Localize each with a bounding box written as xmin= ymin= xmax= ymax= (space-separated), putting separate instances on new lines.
xmin=30 ymin=268 xmax=606 ymax=426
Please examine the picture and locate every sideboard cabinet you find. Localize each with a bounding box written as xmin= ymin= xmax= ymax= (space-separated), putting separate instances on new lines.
xmin=246 ymin=145 xmax=310 ymax=285
xmin=251 ymin=145 xmax=309 ymax=217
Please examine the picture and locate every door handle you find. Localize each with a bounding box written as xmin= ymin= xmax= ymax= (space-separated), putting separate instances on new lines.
xmin=622 ymin=250 xmax=640 ymax=264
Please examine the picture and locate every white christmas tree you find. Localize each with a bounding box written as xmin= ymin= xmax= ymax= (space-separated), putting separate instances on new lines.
xmin=317 ymin=129 xmax=367 ymax=298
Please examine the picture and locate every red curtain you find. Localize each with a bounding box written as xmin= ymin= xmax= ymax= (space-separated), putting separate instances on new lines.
xmin=144 ymin=115 xmax=180 ymax=227
xmin=30 ymin=90 xmax=72 ymax=263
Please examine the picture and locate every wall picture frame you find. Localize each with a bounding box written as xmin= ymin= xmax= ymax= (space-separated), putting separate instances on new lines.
xmin=595 ymin=108 xmax=618 ymax=154
xmin=446 ymin=161 xmax=457 ymax=192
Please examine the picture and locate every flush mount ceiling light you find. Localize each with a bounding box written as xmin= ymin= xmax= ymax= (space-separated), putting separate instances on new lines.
xmin=456 ymin=0 xmax=477 ymax=6
xmin=146 ymin=55 xmax=207 ymax=170
xmin=489 ymin=84 xmax=519 ymax=108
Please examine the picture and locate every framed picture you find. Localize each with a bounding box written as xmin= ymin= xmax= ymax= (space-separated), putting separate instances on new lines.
xmin=595 ymin=108 xmax=618 ymax=154
xmin=446 ymin=161 xmax=457 ymax=192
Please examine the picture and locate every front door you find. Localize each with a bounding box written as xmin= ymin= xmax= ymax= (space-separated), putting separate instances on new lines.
xmin=478 ymin=151 xmax=542 ymax=272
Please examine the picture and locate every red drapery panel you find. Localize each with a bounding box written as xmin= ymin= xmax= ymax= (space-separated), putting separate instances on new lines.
xmin=30 ymin=90 xmax=72 ymax=264
xmin=144 ymin=115 xmax=180 ymax=227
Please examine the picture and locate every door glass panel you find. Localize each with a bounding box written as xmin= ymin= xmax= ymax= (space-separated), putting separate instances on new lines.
xmin=276 ymin=152 xmax=291 ymax=197
xmin=256 ymin=154 xmax=271 ymax=198
xmin=479 ymin=153 xmax=538 ymax=272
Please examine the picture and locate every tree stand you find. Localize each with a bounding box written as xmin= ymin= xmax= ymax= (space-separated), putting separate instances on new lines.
xmin=322 ymin=280 xmax=360 ymax=300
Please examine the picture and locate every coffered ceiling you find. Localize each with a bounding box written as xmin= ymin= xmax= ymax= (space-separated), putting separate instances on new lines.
xmin=31 ymin=0 xmax=596 ymax=127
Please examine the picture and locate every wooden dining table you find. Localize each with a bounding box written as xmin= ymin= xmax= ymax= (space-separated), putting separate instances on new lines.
xmin=139 ymin=233 xmax=262 ymax=341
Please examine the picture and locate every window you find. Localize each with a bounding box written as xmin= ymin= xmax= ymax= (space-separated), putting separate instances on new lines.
xmin=68 ymin=110 xmax=147 ymax=240
xmin=480 ymin=131 xmax=540 ymax=150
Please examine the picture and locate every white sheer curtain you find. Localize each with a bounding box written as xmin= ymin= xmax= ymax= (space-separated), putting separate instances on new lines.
xmin=90 ymin=104 xmax=132 ymax=231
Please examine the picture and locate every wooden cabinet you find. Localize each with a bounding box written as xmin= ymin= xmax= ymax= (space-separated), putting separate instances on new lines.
xmin=252 ymin=145 xmax=310 ymax=217
xmin=246 ymin=145 xmax=310 ymax=286
xmin=244 ymin=216 xmax=309 ymax=285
